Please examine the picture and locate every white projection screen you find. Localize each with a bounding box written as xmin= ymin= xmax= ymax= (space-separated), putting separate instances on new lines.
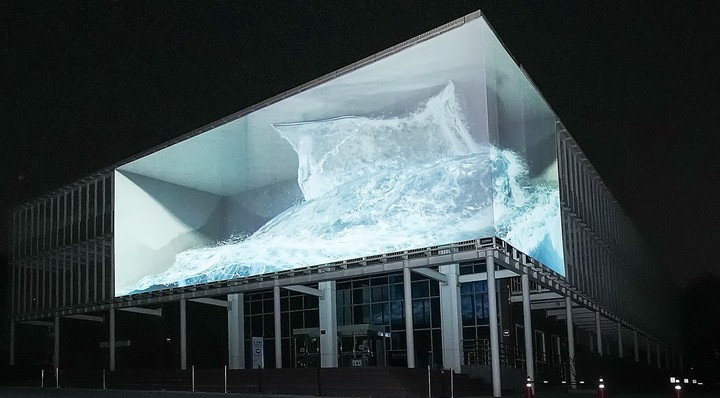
xmin=114 ymin=15 xmax=565 ymax=297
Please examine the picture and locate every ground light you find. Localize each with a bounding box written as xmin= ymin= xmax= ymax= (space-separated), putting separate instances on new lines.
xmin=674 ymin=384 xmax=683 ymax=398
xmin=525 ymin=376 xmax=534 ymax=398
xmin=597 ymin=378 xmax=606 ymax=398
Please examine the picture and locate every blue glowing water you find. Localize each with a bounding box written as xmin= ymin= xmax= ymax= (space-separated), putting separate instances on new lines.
xmin=121 ymin=83 xmax=564 ymax=295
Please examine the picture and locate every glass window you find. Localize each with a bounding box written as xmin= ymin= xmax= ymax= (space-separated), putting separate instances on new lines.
xmin=389 ymin=284 xmax=403 ymax=301
xmin=412 ymin=281 xmax=429 ymax=298
xmin=461 ymin=295 xmax=474 ymax=326
xmin=390 ymin=301 xmax=404 ymax=328
xmin=413 ymin=299 xmax=430 ymax=329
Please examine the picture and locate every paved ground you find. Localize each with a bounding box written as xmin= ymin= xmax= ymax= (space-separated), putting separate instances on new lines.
xmin=1 ymin=387 xmax=717 ymax=398
xmin=0 ymin=387 xmax=346 ymax=398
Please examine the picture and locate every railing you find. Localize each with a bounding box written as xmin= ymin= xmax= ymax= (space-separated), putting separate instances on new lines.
xmin=0 ymin=366 xmax=489 ymax=397
xmin=462 ymin=340 xmax=568 ymax=382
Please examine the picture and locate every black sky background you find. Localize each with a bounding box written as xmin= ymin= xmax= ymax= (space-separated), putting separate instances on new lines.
xmin=1 ymin=1 xmax=719 ymax=286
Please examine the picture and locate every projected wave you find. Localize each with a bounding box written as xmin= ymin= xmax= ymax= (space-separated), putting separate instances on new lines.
xmin=120 ymin=83 xmax=563 ymax=295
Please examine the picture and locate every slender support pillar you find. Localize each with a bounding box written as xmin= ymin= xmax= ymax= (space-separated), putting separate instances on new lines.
xmin=403 ymin=267 xmax=416 ymax=368
xmin=670 ymin=350 xmax=675 ymax=371
xmin=486 ymin=255 xmax=501 ymax=398
xmin=595 ymin=312 xmax=602 ymax=356
xmin=565 ymin=297 xmax=576 ymax=389
xmin=439 ymin=264 xmax=462 ymax=372
xmin=656 ymin=342 xmax=661 ymax=369
xmin=633 ymin=330 xmax=639 ymax=362
xmin=646 ymin=337 xmax=651 ymax=365
xmin=665 ymin=346 xmax=670 ymax=370
xmin=273 ymin=285 xmax=282 ymax=368
xmin=228 ymin=293 xmax=245 ymax=369
xmin=679 ymin=352 xmax=683 ymax=372
xmin=521 ymin=273 xmax=535 ymax=387
xmin=617 ymin=323 xmax=623 ymax=358
xmin=319 ymin=281 xmax=338 ymax=368
xmin=180 ymin=299 xmax=187 ymax=370
xmin=9 ymin=321 xmax=15 ymax=366
xmin=54 ymin=316 xmax=60 ymax=369
xmin=109 ymin=308 xmax=116 ymax=371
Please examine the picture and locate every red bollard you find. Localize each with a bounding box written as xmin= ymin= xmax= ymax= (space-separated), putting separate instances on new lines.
xmin=525 ymin=376 xmax=534 ymax=398
xmin=674 ymin=384 xmax=683 ymax=398
xmin=597 ymin=378 xmax=606 ymax=398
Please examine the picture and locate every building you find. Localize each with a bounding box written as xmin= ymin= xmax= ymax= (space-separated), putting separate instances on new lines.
xmin=6 ymin=10 xmax=680 ymax=396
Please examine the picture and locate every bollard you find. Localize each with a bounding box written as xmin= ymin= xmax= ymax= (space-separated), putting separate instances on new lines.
xmin=427 ymin=365 xmax=431 ymax=398
xmin=450 ymin=369 xmax=454 ymax=398
xmin=525 ymin=376 xmax=534 ymax=398
xmin=674 ymin=384 xmax=682 ymax=398
xmin=597 ymin=378 xmax=606 ymax=398
xmin=41 ymin=369 xmax=44 ymax=388
xmin=191 ymin=365 xmax=195 ymax=392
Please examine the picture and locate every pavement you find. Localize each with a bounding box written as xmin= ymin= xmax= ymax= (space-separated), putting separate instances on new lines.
xmin=1 ymin=387 xmax=718 ymax=398
xmin=0 ymin=387 xmax=347 ymax=398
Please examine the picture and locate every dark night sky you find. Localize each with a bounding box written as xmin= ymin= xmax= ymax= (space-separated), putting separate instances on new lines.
xmin=1 ymin=1 xmax=719 ymax=285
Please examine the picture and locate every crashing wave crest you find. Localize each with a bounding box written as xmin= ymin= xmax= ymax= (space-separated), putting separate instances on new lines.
xmin=120 ymin=82 xmax=563 ymax=295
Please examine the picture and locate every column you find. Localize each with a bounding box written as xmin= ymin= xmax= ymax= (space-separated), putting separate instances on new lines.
xmin=617 ymin=322 xmax=623 ymax=358
xmin=665 ymin=346 xmax=670 ymax=370
xmin=679 ymin=352 xmax=683 ymax=372
xmin=228 ymin=293 xmax=245 ymax=369
xmin=54 ymin=315 xmax=60 ymax=369
xmin=646 ymin=336 xmax=651 ymax=365
xmin=521 ymin=273 xmax=535 ymax=386
xmin=403 ymin=267 xmax=415 ymax=368
xmin=595 ymin=312 xmax=602 ymax=356
xmin=439 ymin=264 xmax=462 ymax=372
xmin=633 ymin=330 xmax=639 ymax=362
xmin=565 ymin=297 xmax=576 ymax=389
xmin=273 ymin=285 xmax=282 ymax=368
xmin=656 ymin=341 xmax=661 ymax=369
xmin=180 ymin=299 xmax=187 ymax=370
xmin=109 ymin=308 xmax=116 ymax=371
xmin=486 ymin=255 xmax=501 ymax=398
xmin=671 ymin=348 xmax=675 ymax=371
xmin=9 ymin=320 xmax=15 ymax=366
xmin=319 ymin=281 xmax=338 ymax=368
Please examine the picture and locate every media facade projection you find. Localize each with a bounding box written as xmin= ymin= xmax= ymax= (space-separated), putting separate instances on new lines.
xmin=114 ymin=16 xmax=564 ymax=297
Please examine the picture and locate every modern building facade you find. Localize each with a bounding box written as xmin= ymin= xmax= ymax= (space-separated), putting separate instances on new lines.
xmin=7 ymin=11 xmax=680 ymax=396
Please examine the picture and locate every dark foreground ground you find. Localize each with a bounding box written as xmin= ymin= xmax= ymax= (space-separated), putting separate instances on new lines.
xmin=1 ymin=387 xmax=719 ymax=398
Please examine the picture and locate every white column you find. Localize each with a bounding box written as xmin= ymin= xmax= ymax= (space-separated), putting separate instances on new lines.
xmin=521 ymin=273 xmax=535 ymax=386
xmin=679 ymin=352 xmax=683 ymax=372
xmin=319 ymin=281 xmax=338 ymax=368
xmin=54 ymin=315 xmax=60 ymax=369
xmin=595 ymin=312 xmax=602 ymax=356
xmin=439 ymin=264 xmax=462 ymax=372
xmin=565 ymin=297 xmax=576 ymax=389
xmin=403 ymin=267 xmax=415 ymax=368
xmin=9 ymin=321 xmax=15 ymax=366
xmin=228 ymin=293 xmax=245 ymax=369
xmin=180 ymin=299 xmax=187 ymax=370
xmin=617 ymin=323 xmax=623 ymax=358
xmin=633 ymin=330 xmax=639 ymax=362
xmin=109 ymin=308 xmax=116 ymax=371
xmin=273 ymin=285 xmax=282 ymax=368
xmin=486 ymin=255 xmax=501 ymax=398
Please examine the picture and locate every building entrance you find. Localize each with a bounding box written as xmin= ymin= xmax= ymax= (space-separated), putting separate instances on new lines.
xmin=292 ymin=324 xmax=389 ymax=368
